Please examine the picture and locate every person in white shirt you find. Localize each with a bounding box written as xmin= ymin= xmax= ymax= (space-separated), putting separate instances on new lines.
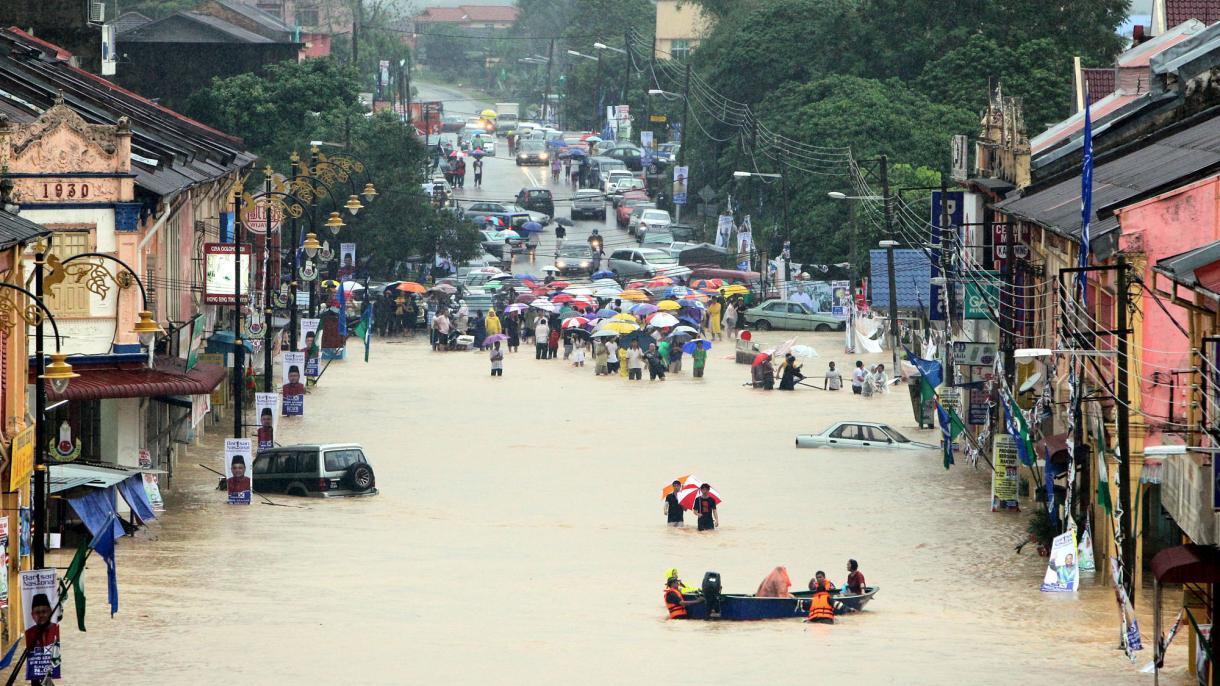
xmin=535 ymin=319 xmax=550 ymax=359
xmin=851 ymin=360 xmax=866 ymax=394
xmin=872 ymin=363 xmax=889 ymax=394
xmin=824 ymin=361 xmax=843 ymax=390
xmin=605 ymin=340 xmax=619 ymax=375
xmin=626 ymin=341 xmax=645 ymax=380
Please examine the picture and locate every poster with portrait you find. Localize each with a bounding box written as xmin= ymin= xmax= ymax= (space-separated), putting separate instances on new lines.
xmin=142 ymin=474 xmax=165 ymax=513
xmin=672 ymin=166 xmax=689 ymax=205
xmin=339 ymin=243 xmax=356 ymax=279
xmin=1040 ymin=529 xmax=1079 ymax=592
xmin=224 ymin=438 xmax=253 ymax=505
xmin=0 ymin=518 xmax=8 ymax=609
xmin=716 ymin=212 xmax=734 ymax=248
xmin=254 ymin=393 xmax=280 ymax=452
xmin=831 ymin=280 xmax=851 ymax=320
xmin=19 ymin=504 xmax=31 ymax=558
xmin=20 ymin=568 xmax=60 ymax=681
xmin=281 ymin=351 xmax=306 ymax=416
xmin=299 ymin=318 xmax=321 ymax=378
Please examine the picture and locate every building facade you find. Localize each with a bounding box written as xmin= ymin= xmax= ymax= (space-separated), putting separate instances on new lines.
xmin=654 ymin=0 xmax=713 ymax=60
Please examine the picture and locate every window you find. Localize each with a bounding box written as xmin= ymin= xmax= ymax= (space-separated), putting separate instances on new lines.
xmin=295 ymin=6 xmax=320 ymax=27
xmin=274 ymin=452 xmax=299 ymax=474
xmin=787 ymin=304 xmax=807 ymax=314
xmin=253 ymin=454 xmax=272 ymax=475
xmin=829 ymin=424 xmax=859 ymax=439
xmin=670 ymin=39 xmax=691 ymax=61
xmin=765 ymin=303 xmax=786 ymax=312
xmin=324 ymin=449 xmax=365 ymax=472
xmin=47 ymin=230 xmax=93 ymax=318
xmin=862 ymin=426 xmax=888 ymax=442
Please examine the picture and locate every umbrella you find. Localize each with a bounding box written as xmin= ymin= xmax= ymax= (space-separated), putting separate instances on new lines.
xmin=396 ymin=282 xmax=427 ymax=293
xmin=541 ymin=265 xmax=560 ymax=273
xmin=531 ymin=300 xmax=557 ymax=312
xmin=563 ymin=287 xmax=593 ymax=296
xmin=428 ymin=283 xmax=457 ymax=294
xmin=552 ymin=293 xmax=575 ymax=303
xmin=591 ymin=309 xmax=617 ymax=319
xmin=550 ymin=280 xmax=571 ymax=289
xmin=583 ymin=134 xmax=603 ymax=142
xmin=592 ymin=270 xmax=616 ymax=280
xmin=646 ymin=277 xmax=675 ymax=288
xmin=661 ymin=474 xmax=695 ymax=499
xmin=682 ymin=339 xmax=713 ymax=353
xmin=677 ymin=483 xmax=723 ymax=509
xmin=672 ymin=325 xmax=700 ymax=336
xmin=340 ymin=280 xmax=365 ymax=292
xmin=471 ymin=149 xmax=485 ymax=158
xmin=618 ymin=330 xmax=654 ymax=349
xmin=720 ymin=284 xmax=749 ymax=296
xmin=751 ymin=352 xmax=773 ymax=367
xmin=791 ymin=344 xmax=819 ymax=358
xmin=678 ymin=298 xmax=706 ymax=309
xmin=632 ymin=303 xmax=659 ymax=316
xmin=519 ymin=221 xmax=544 ymax=233
xmin=561 ymin=147 xmax=588 ymax=158
xmin=594 ymin=287 xmax=623 ymax=298
xmin=648 ymin=312 xmax=680 ymax=328
xmin=611 ymin=312 xmax=639 ymax=322
xmin=488 ymin=273 xmax=514 ymax=281
xmin=562 ymin=317 xmax=590 ymax=329
xmin=517 ymin=274 xmax=540 ymax=282
xmin=772 ymin=337 xmax=798 ymax=359
xmin=605 ymin=321 xmax=639 ymax=334
xmin=691 ymin=278 xmax=724 ymax=290
xmin=449 ymin=150 xmax=464 ymax=158
xmin=514 ymin=294 xmax=534 ymax=304
xmin=504 ymin=303 xmax=528 ymax=313
xmin=569 ymin=300 xmax=594 ymax=311
xmin=484 ymin=333 xmax=508 ymax=345
xmin=618 ymin=290 xmax=648 ymax=302
xmin=656 ymin=300 xmax=681 ymax=311
xmin=555 ymin=217 xmax=575 ymax=227
xmin=480 ymin=108 xmax=497 ymax=118
xmin=591 ymin=329 xmax=619 ymax=338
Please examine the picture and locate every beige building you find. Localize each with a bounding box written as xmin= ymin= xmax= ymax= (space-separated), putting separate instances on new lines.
xmin=655 ymin=0 xmax=712 ymax=60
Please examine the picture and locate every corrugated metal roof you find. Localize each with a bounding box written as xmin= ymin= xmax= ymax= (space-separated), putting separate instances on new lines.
xmin=49 ymin=462 xmax=143 ymax=495
xmin=1167 ymin=0 xmax=1220 ymax=29
xmin=1081 ymin=68 xmax=1117 ymax=98
xmin=1000 ymin=114 xmax=1220 ymax=240
xmin=869 ymin=249 xmax=932 ymax=311
xmin=120 ymin=12 xmax=275 ymax=43
xmin=209 ymin=0 xmax=291 ymax=34
xmin=1153 ymin=239 xmax=1220 ymax=287
xmin=113 ymin=11 xmax=153 ymax=35
xmin=33 ymin=359 xmax=225 ymax=402
xmin=0 ymin=211 xmax=49 ymax=249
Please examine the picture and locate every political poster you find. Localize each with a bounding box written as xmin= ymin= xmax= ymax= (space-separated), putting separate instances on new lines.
xmin=339 ymin=243 xmax=356 ymax=279
xmin=716 ymin=212 xmax=733 ymax=248
xmin=1077 ymin=526 xmax=1096 ymax=571
xmin=1040 ymin=529 xmax=1080 ymax=592
xmin=254 ymin=393 xmax=280 ymax=452
xmin=281 ymin=351 xmax=306 ymax=416
xmin=19 ymin=505 xmax=30 ymax=558
xmin=991 ymin=434 xmax=1020 ymax=511
xmin=142 ymin=474 xmax=165 ymax=513
xmin=831 ymin=280 xmax=851 ymax=319
xmin=20 ymin=568 xmax=60 ymax=682
xmin=0 ymin=518 xmax=9 ymax=609
xmin=672 ymin=166 xmax=689 ymax=206
xmin=737 ymin=214 xmax=753 ymax=255
xmin=299 ymin=318 xmax=321 ymax=378
xmin=224 ymin=438 xmax=253 ymax=505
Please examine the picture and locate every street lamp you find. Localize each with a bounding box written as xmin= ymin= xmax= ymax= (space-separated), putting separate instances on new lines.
xmin=567 ymin=49 xmax=602 ymax=131
xmin=594 ymin=42 xmax=627 ymax=54
xmin=827 ymin=191 xmax=885 ymax=201
xmin=344 ymin=194 xmax=363 ymax=216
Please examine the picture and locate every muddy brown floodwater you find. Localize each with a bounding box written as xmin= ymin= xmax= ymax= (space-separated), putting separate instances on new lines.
xmin=39 ymin=331 xmax=1189 ymax=684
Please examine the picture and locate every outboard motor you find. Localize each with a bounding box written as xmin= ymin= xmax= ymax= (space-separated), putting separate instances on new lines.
xmin=701 ymin=571 xmax=722 ymax=616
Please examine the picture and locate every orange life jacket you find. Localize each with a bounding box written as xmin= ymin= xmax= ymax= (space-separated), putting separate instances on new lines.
xmin=807 ymin=579 xmax=835 ymax=622
xmin=665 ymin=587 xmax=688 ymax=619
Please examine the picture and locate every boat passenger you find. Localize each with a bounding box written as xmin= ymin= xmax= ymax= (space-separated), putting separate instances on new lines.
xmin=664 ymin=577 xmax=703 ymax=619
xmin=664 ymin=568 xmax=698 ymax=594
xmin=846 ymin=559 xmax=865 ymax=595
xmin=755 ymin=566 xmax=794 ymax=598
xmin=806 ymin=571 xmax=836 ymax=624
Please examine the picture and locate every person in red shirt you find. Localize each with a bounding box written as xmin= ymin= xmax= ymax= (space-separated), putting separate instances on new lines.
xmin=547 ymin=327 xmax=560 ymax=360
xmin=24 ymin=592 xmax=60 ymax=681
xmin=845 ymin=559 xmax=866 ymax=596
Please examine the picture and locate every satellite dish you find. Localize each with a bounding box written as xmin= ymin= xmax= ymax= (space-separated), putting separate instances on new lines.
xmin=1019 ymin=372 xmax=1041 ymax=393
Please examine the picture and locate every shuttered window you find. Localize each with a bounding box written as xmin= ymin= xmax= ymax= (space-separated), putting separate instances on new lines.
xmin=47 ymin=231 xmax=93 ymax=318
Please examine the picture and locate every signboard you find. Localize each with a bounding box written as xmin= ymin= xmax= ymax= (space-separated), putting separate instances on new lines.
xmin=672 ymin=166 xmax=689 ymax=206
xmin=938 ymin=388 xmax=963 ymax=420
xmin=640 ymin=131 xmax=653 ymax=149
xmin=1040 ymin=529 xmax=1080 ymax=592
xmin=993 ymin=223 xmax=1030 ymax=268
xmin=203 ymin=243 xmax=252 ymax=304
xmin=240 ymin=196 xmax=283 ymax=235
xmin=299 ymin=318 xmax=321 ymax=377
xmin=649 ymin=114 xmax=668 ymax=123
xmin=952 ymin=341 xmax=998 ymax=367
xmin=964 ymin=270 xmax=1001 ymax=319
xmin=951 ymin=134 xmax=968 ymax=182
xmin=929 ymin=191 xmax=964 ymax=321
xmin=0 ymin=518 xmax=9 ymax=609
xmin=143 ymin=474 xmax=164 ymax=512
xmin=992 ymin=434 xmax=1021 ymax=511
xmin=224 ymin=438 xmax=252 ymax=505
xmin=968 ymin=386 xmax=989 ymax=425
xmin=254 ymin=393 xmax=280 ymax=452
xmin=9 ymin=426 xmax=34 ymax=491
xmin=339 ymin=243 xmax=356 ymax=279
xmin=830 ymin=281 xmax=851 ymax=320
xmin=20 ymin=568 xmax=60 ymax=682
xmin=281 ymin=351 xmax=306 ymax=416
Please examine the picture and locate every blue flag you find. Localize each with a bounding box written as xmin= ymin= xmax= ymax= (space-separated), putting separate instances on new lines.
xmin=89 ymin=514 xmax=119 ymax=616
xmin=1003 ymin=393 xmax=1035 ymax=466
xmin=336 ymin=283 xmax=347 ymax=337
xmin=1078 ymin=90 xmax=1094 ymax=299
xmin=904 ymin=348 xmax=943 ymax=389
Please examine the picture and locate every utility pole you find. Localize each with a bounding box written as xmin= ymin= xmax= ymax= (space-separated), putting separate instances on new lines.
xmin=939 ymin=168 xmax=954 ymax=383
xmin=881 ymin=154 xmax=898 ymax=372
xmin=622 ymin=32 xmax=631 ymax=105
xmin=232 ymin=188 xmax=245 ymax=439
xmin=542 ymin=38 xmax=555 ymax=125
xmin=288 ymin=157 xmax=301 ymax=351
xmin=32 ymin=237 xmax=47 ymax=570
xmin=1003 ymin=216 xmax=1016 ymax=388
xmin=262 ymin=174 xmax=273 ymax=393
xmin=593 ymin=50 xmax=604 ymax=131
xmin=675 ymin=61 xmax=690 ymax=223
xmin=405 ymin=54 xmax=413 ymax=125
xmin=351 ymin=1 xmax=360 ymax=65
xmin=308 ymin=147 xmax=320 ymax=319
xmin=781 ymin=171 xmax=792 ymax=292
xmin=1115 ymin=256 xmax=1134 ymax=605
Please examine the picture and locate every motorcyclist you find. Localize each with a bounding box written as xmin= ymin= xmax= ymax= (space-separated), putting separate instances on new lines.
xmin=588 ymin=229 xmax=604 ymax=270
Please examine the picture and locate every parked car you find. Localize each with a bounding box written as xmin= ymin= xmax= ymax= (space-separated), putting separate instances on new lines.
xmin=553 ymin=244 xmax=598 ymax=276
xmin=516 ymin=139 xmax=549 ymax=165
xmin=668 ymin=223 xmax=700 ymax=242
xmin=642 ymin=230 xmax=675 ymax=248
xmin=480 ymin=229 xmax=525 ymax=258
xmin=607 ymin=247 xmax=681 ymax=279
xmin=745 ymin=299 xmax=846 ymax=331
xmin=571 ymin=189 xmax=606 ymax=220
xmin=465 ymin=202 xmax=548 ymax=225
xmin=253 ymin=443 xmax=378 ymax=497
xmin=627 ymin=203 xmax=657 ymax=235
xmin=588 ymin=156 xmax=627 ymax=189
xmin=612 ymin=189 xmax=649 ymax=210
xmin=618 ymin=198 xmax=654 ymax=228
xmin=604 ymin=169 xmax=637 ymax=194
xmin=516 ymin=187 xmax=555 ymax=218
xmin=603 ymin=145 xmax=644 ymax=171
xmin=795 ymin=422 xmax=935 ymax=450
xmin=636 ymin=208 xmax=673 ymax=243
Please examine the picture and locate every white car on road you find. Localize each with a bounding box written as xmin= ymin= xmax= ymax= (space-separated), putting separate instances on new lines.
xmin=636 ymin=209 xmax=672 ymax=243
xmin=795 ymin=422 xmax=936 ymax=450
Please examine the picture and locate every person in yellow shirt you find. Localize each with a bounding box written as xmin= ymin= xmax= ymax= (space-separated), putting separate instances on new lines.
xmin=618 ymin=345 xmax=628 ymax=378
xmin=485 ymin=310 xmax=502 ymax=336
xmin=708 ymin=299 xmax=722 ymax=340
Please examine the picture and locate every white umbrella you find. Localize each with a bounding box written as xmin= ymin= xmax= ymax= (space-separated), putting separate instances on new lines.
xmin=791 ymin=344 xmax=819 ymax=358
xmin=671 ymin=325 xmax=700 ymax=336
xmin=541 ymin=265 xmax=560 ymax=273
xmin=648 ymin=313 xmax=680 ymax=328
xmin=591 ymin=329 xmax=619 ymax=338
xmin=594 ymin=287 xmax=622 ymax=298
xmin=531 ymin=300 xmax=557 ymax=312
xmin=340 ymin=281 xmax=365 ymax=292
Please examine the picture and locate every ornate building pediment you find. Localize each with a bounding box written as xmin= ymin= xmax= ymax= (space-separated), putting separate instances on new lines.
xmin=6 ymin=97 xmax=129 ymax=175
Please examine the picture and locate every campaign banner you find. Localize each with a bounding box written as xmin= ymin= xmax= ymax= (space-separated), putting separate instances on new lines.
xmin=142 ymin=474 xmax=165 ymax=513
xmin=19 ymin=506 xmax=30 ymax=558
xmin=20 ymin=568 xmax=60 ymax=682
xmin=224 ymin=438 xmax=252 ymax=505
xmin=0 ymin=518 xmax=9 ymax=609
xmin=281 ymin=351 xmax=306 ymax=416
xmin=672 ymin=166 xmax=689 ymax=205
xmin=929 ymin=191 xmax=963 ymax=321
xmin=737 ymin=215 xmax=753 ymax=255
xmin=831 ymin=281 xmax=851 ymax=319
xmin=254 ymin=393 xmax=280 ymax=452
xmin=299 ymin=318 xmax=321 ymax=377
xmin=1077 ymin=526 xmax=1096 ymax=571
xmin=716 ymin=213 xmax=733 ymax=248
xmin=991 ymin=434 xmax=1020 ymax=511
xmin=339 ymin=243 xmax=356 ymax=279
xmin=1041 ymin=529 xmax=1080 ymax=592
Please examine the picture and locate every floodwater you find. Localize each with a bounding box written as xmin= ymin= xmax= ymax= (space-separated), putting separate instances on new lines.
xmin=42 ymin=330 xmax=1190 ymax=684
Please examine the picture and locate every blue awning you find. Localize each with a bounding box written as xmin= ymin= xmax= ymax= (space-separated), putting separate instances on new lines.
xmin=66 ymin=487 xmax=126 ymax=540
xmin=206 ymin=331 xmax=253 ymax=353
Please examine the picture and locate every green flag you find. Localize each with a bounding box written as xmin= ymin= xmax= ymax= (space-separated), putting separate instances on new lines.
xmin=64 ymin=537 xmax=89 ymax=631
xmin=1095 ymin=423 xmax=1113 ymax=515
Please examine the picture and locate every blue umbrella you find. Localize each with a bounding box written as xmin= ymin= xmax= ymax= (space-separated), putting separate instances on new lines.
xmin=591 ymin=309 xmax=617 ymax=319
xmin=563 ymin=147 xmax=588 ymax=158
xmin=678 ymin=315 xmax=701 ymax=328
xmin=517 ymin=273 xmax=540 ymax=282
xmin=592 ymin=270 xmax=615 ymax=280
xmin=520 ymin=221 xmax=544 ymax=233
xmin=683 ymin=339 xmax=713 ymax=353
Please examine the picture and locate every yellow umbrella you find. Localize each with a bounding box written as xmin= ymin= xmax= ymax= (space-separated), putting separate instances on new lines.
xmin=618 ymin=290 xmax=648 ymax=301
xmin=720 ymin=284 xmax=749 ymax=296
xmin=611 ymin=312 xmax=639 ymax=322
xmin=480 ymin=108 xmax=497 ymax=118
xmin=657 ymin=300 xmax=681 ymax=311
xmin=605 ymin=321 xmax=639 ymax=334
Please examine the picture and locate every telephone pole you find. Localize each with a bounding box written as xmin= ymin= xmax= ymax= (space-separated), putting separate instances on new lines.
xmin=542 ymin=39 xmax=555 ymax=125
xmin=1115 ymin=256 xmax=1134 ymax=605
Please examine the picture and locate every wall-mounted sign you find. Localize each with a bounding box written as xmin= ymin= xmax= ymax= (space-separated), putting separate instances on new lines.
xmin=203 ymin=243 xmax=252 ymax=304
xmin=952 ymin=341 xmax=998 ymax=367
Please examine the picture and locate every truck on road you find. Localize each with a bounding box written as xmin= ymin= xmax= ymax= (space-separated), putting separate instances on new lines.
xmin=495 ymin=102 xmax=520 ymax=133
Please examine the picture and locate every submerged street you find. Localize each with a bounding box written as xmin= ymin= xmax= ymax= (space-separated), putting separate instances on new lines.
xmin=60 ymin=330 xmax=1180 ymax=684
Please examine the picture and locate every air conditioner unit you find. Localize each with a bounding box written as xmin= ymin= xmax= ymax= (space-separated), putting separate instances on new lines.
xmin=88 ymin=1 xmax=106 ymax=23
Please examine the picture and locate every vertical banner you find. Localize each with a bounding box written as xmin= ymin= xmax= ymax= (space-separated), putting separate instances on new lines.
xmin=281 ymin=351 xmax=306 ymax=416
xmin=339 ymin=243 xmax=356 ymax=280
xmin=716 ymin=212 xmax=733 ymax=248
xmin=142 ymin=474 xmax=165 ymax=513
xmin=672 ymin=166 xmax=689 ymax=206
xmin=299 ymin=318 xmax=321 ymax=378
xmin=991 ymin=434 xmax=1021 ymax=511
xmin=929 ymin=191 xmax=963 ymax=321
xmin=831 ymin=281 xmax=851 ymax=319
xmin=1040 ymin=529 xmax=1080 ymax=591
xmin=0 ymin=518 xmax=9 ymax=609
xmin=224 ymin=438 xmax=253 ymax=505
xmin=19 ymin=503 xmax=31 ymax=558
xmin=736 ymin=215 xmax=754 ymax=271
xmin=254 ymin=393 xmax=280 ymax=452
xmin=20 ymin=569 xmax=60 ymax=682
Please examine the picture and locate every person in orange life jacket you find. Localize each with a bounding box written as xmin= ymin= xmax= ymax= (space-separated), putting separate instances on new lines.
xmin=806 ymin=570 xmax=836 ymax=624
xmin=693 ymin=483 xmax=718 ymax=531
xmin=664 ymin=576 xmax=703 ymax=619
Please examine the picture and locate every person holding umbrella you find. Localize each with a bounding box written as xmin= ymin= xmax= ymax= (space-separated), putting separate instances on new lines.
xmin=778 ymin=353 xmax=805 ymax=391
xmin=645 ymin=342 xmax=666 ymax=381
xmin=473 ymin=155 xmax=484 ymax=187
xmin=664 ymin=480 xmax=684 ymax=527
xmin=693 ymin=483 xmax=719 ymax=531
xmin=689 ymin=339 xmax=709 ymax=378
xmin=489 ymin=340 xmax=504 ymax=376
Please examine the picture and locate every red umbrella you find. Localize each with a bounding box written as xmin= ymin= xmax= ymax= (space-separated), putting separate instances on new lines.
xmin=549 ymin=280 xmax=571 ymax=289
xmin=569 ymin=299 xmax=594 ymax=310
xmin=515 ymin=294 xmax=535 ymax=304
xmin=552 ymin=293 xmax=575 ymax=303
xmin=677 ymin=483 xmax=723 ymax=509
xmin=646 ymin=277 xmax=674 ymax=288
xmin=751 ymin=352 xmax=772 ymax=367
xmin=562 ymin=317 xmax=590 ymax=329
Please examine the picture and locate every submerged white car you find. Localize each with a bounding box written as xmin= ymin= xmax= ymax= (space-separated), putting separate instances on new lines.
xmin=795 ymin=422 xmax=936 ymax=450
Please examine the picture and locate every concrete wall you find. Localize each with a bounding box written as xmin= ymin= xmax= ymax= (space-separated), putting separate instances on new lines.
xmin=655 ymin=0 xmax=711 ymax=58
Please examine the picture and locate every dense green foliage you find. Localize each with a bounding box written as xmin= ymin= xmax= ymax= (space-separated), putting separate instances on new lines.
xmin=185 ymin=57 xmax=480 ymax=273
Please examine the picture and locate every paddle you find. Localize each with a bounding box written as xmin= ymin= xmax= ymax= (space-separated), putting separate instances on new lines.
xmin=198 ymin=463 xmax=306 ymax=508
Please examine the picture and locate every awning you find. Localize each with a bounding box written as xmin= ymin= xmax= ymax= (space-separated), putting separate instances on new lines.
xmin=49 ymin=462 xmax=144 ymax=495
xmin=36 ymin=359 xmax=225 ymax=402
xmin=1150 ymin=544 xmax=1220 ymax=583
xmin=206 ymin=330 xmax=253 ymax=353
